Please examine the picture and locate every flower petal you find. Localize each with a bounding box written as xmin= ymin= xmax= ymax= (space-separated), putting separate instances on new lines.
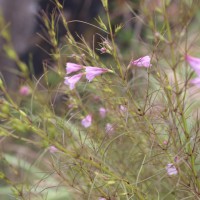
xmin=185 ymin=55 xmax=200 ymax=76
xmin=66 ymin=62 xmax=83 ymax=74
xmin=166 ymin=163 xmax=178 ymax=176
xmin=99 ymin=107 xmax=107 ymax=118
xmin=81 ymin=114 xmax=92 ymax=128
xmin=64 ymin=73 xmax=83 ymax=90
xmin=49 ymin=146 xmax=58 ymax=153
xmin=190 ymin=77 xmax=200 ymax=87
xmin=105 ymin=123 xmax=114 ymax=135
xmin=132 ymin=55 xmax=152 ymax=68
xmin=19 ymin=86 xmax=31 ymax=96
xmin=85 ymin=67 xmax=109 ymax=82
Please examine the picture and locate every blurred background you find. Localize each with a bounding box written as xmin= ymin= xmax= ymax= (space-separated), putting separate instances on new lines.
xmin=0 ymin=0 xmax=103 ymax=89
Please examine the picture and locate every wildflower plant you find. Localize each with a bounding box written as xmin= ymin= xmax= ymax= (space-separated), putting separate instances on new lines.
xmin=1 ymin=0 xmax=200 ymax=199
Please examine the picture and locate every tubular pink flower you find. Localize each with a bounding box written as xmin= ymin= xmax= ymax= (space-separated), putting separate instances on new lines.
xmin=99 ymin=107 xmax=107 ymax=118
xmin=64 ymin=73 xmax=83 ymax=90
xmin=66 ymin=62 xmax=83 ymax=75
xmin=185 ymin=55 xmax=200 ymax=76
xmin=166 ymin=163 xmax=178 ymax=176
xmin=85 ymin=67 xmax=109 ymax=82
xmin=81 ymin=114 xmax=92 ymax=128
xmin=131 ymin=55 xmax=152 ymax=68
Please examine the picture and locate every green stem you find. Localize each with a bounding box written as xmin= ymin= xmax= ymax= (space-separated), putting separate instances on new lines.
xmin=105 ymin=8 xmax=123 ymax=78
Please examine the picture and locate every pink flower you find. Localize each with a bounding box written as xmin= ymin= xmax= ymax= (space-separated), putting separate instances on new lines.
xmin=105 ymin=123 xmax=114 ymax=135
xmin=100 ymin=47 xmax=107 ymax=54
xmin=99 ymin=198 xmax=107 ymax=200
xmin=185 ymin=55 xmax=200 ymax=76
xmin=190 ymin=77 xmax=200 ymax=87
xmin=99 ymin=107 xmax=107 ymax=118
xmin=119 ymin=105 xmax=127 ymax=114
xmin=163 ymin=140 xmax=168 ymax=145
xmin=19 ymin=86 xmax=31 ymax=96
xmin=81 ymin=114 xmax=92 ymax=128
xmin=85 ymin=67 xmax=110 ymax=82
xmin=49 ymin=146 xmax=58 ymax=153
xmin=131 ymin=55 xmax=152 ymax=68
xmin=68 ymin=104 xmax=74 ymax=109
xmin=64 ymin=73 xmax=83 ymax=90
xmin=66 ymin=62 xmax=83 ymax=75
xmin=166 ymin=163 xmax=178 ymax=176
